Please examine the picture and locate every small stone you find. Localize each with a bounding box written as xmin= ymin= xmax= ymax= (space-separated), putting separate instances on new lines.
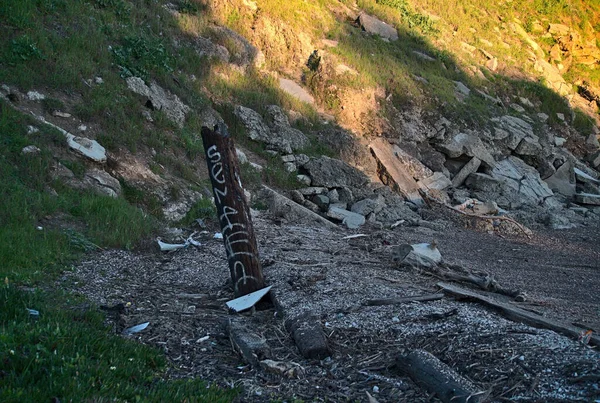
xmin=142 ymin=110 xmax=153 ymax=122
xmin=296 ymin=174 xmax=311 ymax=186
xmin=27 ymin=91 xmax=45 ymax=101
xmin=78 ymin=124 xmax=88 ymax=132
xmin=510 ymin=103 xmax=526 ymax=113
xmin=281 ymin=154 xmax=296 ymax=163
xmin=554 ymin=137 xmax=566 ymax=147
xmin=52 ymin=111 xmax=71 ymax=118
xmin=27 ymin=126 xmax=39 ymax=135
xmin=312 ymin=194 xmax=330 ymax=211
xmin=21 ymin=145 xmax=41 ymax=155
xmin=556 ymin=113 xmax=565 ymax=121
xmin=236 ymin=148 xmax=249 ymax=164
xmin=327 ymin=189 xmax=340 ymax=203
xmin=94 ymin=76 xmax=104 ymax=84
xmin=537 ymin=112 xmax=549 ymax=122
xmin=283 ymin=162 xmax=296 ymax=173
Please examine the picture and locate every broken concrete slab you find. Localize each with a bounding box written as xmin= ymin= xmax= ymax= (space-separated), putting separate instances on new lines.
xmin=451 ymin=157 xmax=481 ymax=188
xmin=466 ymin=156 xmax=557 ymax=208
xmin=32 ymin=115 xmax=107 ymax=163
xmin=392 ymin=243 xmax=442 ymax=269
xmin=514 ymin=136 xmax=542 ymax=156
xmin=350 ymin=194 xmax=385 ymax=216
xmin=327 ymin=206 xmax=366 ymax=229
xmin=369 ymin=139 xmax=423 ymax=205
xmin=492 ymin=115 xmax=535 ymax=150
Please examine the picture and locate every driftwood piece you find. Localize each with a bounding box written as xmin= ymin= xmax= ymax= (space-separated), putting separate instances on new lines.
xmin=201 ymin=125 xmax=265 ymax=297
xmin=396 ymin=349 xmax=481 ymax=403
xmin=438 ymin=282 xmax=600 ymax=347
xmin=286 ymin=313 xmax=331 ymax=359
xmin=420 ymin=190 xmax=532 ymax=238
xmin=364 ymin=293 xmax=444 ymax=306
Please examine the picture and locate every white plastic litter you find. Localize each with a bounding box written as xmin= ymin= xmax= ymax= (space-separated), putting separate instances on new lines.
xmin=26 ymin=308 xmax=39 ymax=317
xmin=157 ymin=232 xmax=201 ymax=251
xmin=213 ymin=232 xmax=223 ymax=239
xmin=123 ymin=322 xmax=149 ymax=335
xmin=226 ymin=285 xmax=273 ymax=312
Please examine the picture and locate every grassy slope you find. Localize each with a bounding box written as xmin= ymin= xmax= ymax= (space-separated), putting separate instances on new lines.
xmin=0 ymin=0 xmax=597 ymax=401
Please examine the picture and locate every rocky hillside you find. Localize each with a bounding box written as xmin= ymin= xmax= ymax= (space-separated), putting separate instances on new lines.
xmin=2 ymin=0 xmax=600 ymax=236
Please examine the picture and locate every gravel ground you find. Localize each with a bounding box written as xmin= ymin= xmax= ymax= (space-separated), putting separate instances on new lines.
xmin=61 ymin=210 xmax=600 ymax=402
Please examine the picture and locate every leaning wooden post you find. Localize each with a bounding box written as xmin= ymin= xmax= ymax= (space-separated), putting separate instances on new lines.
xmin=201 ymin=124 xmax=265 ymax=297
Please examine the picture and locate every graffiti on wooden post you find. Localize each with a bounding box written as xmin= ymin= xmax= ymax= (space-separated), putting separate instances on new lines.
xmin=202 ymin=125 xmax=265 ymax=297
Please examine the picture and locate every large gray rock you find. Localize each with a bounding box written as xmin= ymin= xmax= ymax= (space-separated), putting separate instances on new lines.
xmin=356 ymin=13 xmax=398 ymax=41
xmin=194 ymin=37 xmax=230 ymax=63
xmin=350 ymin=194 xmax=385 ymax=216
xmin=83 ymin=169 xmax=122 ymax=198
xmin=234 ymin=105 xmax=300 ymax=154
xmin=327 ymin=206 xmax=366 ymax=229
xmin=210 ymin=25 xmax=262 ymax=68
xmin=264 ymin=105 xmax=310 ymax=151
xmin=436 ymin=132 xmax=496 ymax=167
xmin=544 ymin=162 xmax=575 ymax=197
xmin=466 ymin=156 xmax=556 ymax=208
xmin=492 ymin=115 xmax=536 ymax=150
xmin=304 ymin=156 xmax=369 ymax=188
xmin=126 ymin=77 xmax=190 ymax=128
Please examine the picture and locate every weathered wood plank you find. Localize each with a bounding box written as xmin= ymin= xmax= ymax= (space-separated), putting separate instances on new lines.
xmin=396 ymin=349 xmax=481 ymax=403
xmin=364 ymin=293 xmax=444 ymax=306
xmin=438 ymin=282 xmax=600 ymax=346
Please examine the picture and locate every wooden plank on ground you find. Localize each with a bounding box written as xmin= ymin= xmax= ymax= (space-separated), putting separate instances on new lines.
xmin=364 ymin=293 xmax=444 ymax=306
xmin=438 ymin=282 xmax=600 ymax=347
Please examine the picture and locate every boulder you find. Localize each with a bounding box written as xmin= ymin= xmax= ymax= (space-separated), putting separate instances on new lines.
xmin=264 ymin=105 xmax=310 ymax=152
xmin=210 ymin=25 xmax=261 ymax=68
xmin=126 ymin=77 xmax=190 ymax=128
xmin=303 ymin=156 xmax=369 ymax=188
xmin=514 ymin=136 xmax=543 ymax=156
xmin=544 ymin=162 xmax=576 ymax=197
xmin=356 ymin=13 xmax=398 ymax=41
xmin=492 ymin=115 xmax=536 ymax=150
xmin=21 ymin=145 xmax=41 ymax=155
xmin=350 ymin=194 xmax=385 ymax=216
xmin=466 ymin=156 xmax=556 ymax=208
xmin=436 ymin=132 xmax=496 ymax=167
xmin=82 ymin=169 xmax=122 ymax=198
xmin=588 ymin=150 xmax=600 ymax=169
xmin=327 ymin=206 xmax=365 ymax=229
xmin=193 ymin=37 xmax=230 ymax=63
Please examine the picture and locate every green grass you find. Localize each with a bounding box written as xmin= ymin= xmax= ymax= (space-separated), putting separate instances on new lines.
xmin=0 ymin=285 xmax=237 ymax=403
xmin=0 ymin=102 xmax=235 ymax=401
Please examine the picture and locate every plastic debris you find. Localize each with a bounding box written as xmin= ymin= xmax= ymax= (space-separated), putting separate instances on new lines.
xmin=157 ymin=232 xmax=201 ymax=251
xmin=226 ymin=285 xmax=273 ymax=312
xmin=213 ymin=232 xmax=223 ymax=239
xmin=122 ymin=322 xmax=149 ymax=335
xmin=26 ymin=308 xmax=40 ymax=317
xmin=197 ymin=335 xmax=210 ymax=343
